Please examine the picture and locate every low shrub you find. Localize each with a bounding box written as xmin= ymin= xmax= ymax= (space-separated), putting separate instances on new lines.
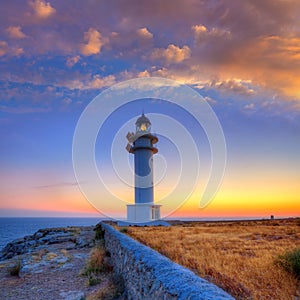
xmin=86 ymin=279 xmax=123 ymax=300
xmin=85 ymin=246 xmax=107 ymax=274
xmin=83 ymin=245 xmax=112 ymax=286
xmin=88 ymin=274 xmax=101 ymax=286
xmin=119 ymin=227 xmax=128 ymax=234
xmin=276 ymin=248 xmax=300 ymax=279
xmin=94 ymin=224 xmax=105 ymax=240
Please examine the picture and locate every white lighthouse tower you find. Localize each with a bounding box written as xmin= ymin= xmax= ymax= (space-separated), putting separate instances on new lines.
xmin=126 ymin=113 xmax=161 ymax=223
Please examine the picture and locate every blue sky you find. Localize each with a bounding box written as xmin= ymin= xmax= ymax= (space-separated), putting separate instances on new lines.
xmin=0 ymin=0 xmax=299 ymax=218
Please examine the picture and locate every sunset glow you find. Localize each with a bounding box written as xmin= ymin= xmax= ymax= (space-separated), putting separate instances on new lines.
xmin=0 ymin=1 xmax=299 ymax=219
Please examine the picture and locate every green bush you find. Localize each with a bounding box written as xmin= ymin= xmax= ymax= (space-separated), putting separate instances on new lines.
xmin=119 ymin=227 xmax=128 ymax=233
xmin=276 ymin=248 xmax=300 ymax=279
xmin=94 ymin=224 xmax=105 ymax=240
xmin=88 ymin=274 xmax=100 ymax=286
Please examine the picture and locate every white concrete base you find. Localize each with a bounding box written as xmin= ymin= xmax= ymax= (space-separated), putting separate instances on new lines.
xmin=117 ymin=220 xmax=170 ymax=227
xmin=127 ymin=203 xmax=161 ymax=223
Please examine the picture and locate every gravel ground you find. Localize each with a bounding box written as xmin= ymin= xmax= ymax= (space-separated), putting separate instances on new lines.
xmin=0 ymin=226 xmax=114 ymax=300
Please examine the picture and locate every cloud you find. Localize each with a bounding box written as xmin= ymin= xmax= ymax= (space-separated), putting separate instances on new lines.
xmin=90 ymin=74 xmax=115 ymax=89
xmin=13 ymin=48 xmax=24 ymax=56
xmin=6 ymin=26 xmax=27 ymax=39
xmin=108 ymin=28 xmax=154 ymax=57
xmin=62 ymin=98 xmax=72 ymax=105
xmin=137 ymin=27 xmax=153 ymax=39
xmin=138 ymin=70 xmax=150 ymax=78
xmin=62 ymin=74 xmax=116 ymax=90
xmin=192 ymin=24 xmax=207 ymax=36
xmin=0 ymin=41 xmax=8 ymax=56
xmin=244 ymin=103 xmax=255 ymax=110
xmin=101 ymin=0 xmax=205 ymax=33
xmin=66 ymin=55 xmax=80 ymax=67
xmin=235 ymin=35 xmax=300 ymax=98
xmin=204 ymin=96 xmax=217 ymax=105
xmin=151 ymin=44 xmax=191 ymax=64
xmin=0 ymin=41 xmax=24 ymax=57
xmin=34 ymin=182 xmax=79 ymax=189
xmin=192 ymin=24 xmax=231 ymax=42
xmin=81 ymin=28 xmax=106 ymax=56
xmin=29 ymin=0 xmax=56 ymax=18
xmin=208 ymin=79 xmax=256 ymax=96
xmin=29 ymin=29 xmax=76 ymax=54
xmin=1 ymin=0 xmax=299 ymax=103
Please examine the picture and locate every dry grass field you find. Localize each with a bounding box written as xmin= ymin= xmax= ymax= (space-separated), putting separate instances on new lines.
xmin=125 ymin=218 xmax=300 ymax=300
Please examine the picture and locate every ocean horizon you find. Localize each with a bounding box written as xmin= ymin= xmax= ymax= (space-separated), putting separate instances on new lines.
xmin=0 ymin=217 xmax=103 ymax=251
xmin=0 ymin=215 xmax=280 ymax=251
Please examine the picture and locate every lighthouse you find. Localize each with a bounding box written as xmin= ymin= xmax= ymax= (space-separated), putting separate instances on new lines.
xmin=126 ymin=113 xmax=161 ymax=223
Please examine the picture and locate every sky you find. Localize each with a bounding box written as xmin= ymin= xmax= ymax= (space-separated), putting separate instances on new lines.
xmin=0 ymin=0 xmax=299 ymax=219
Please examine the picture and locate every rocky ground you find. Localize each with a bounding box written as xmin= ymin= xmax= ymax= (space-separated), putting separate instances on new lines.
xmin=0 ymin=226 xmax=116 ymax=300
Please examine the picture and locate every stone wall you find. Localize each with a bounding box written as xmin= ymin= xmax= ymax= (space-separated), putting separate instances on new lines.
xmin=101 ymin=223 xmax=234 ymax=300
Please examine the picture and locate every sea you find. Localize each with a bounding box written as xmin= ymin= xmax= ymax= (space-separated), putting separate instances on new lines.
xmin=0 ymin=216 xmax=273 ymax=251
xmin=0 ymin=218 xmax=102 ymax=251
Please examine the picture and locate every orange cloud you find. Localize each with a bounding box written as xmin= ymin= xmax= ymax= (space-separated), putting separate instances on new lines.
xmin=0 ymin=41 xmax=8 ymax=56
xmin=6 ymin=26 xmax=27 ymax=39
xmin=192 ymin=24 xmax=231 ymax=42
xmin=90 ymin=74 xmax=116 ymax=89
xmin=61 ymin=74 xmax=115 ymax=90
xmin=208 ymin=79 xmax=255 ymax=96
xmin=137 ymin=70 xmax=150 ymax=78
xmin=151 ymin=44 xmax=191 ymax=64
xmin=30 ymin=0 xmax=56 ymax=19
xmin=12 ymin=47 xmax=24 ymax=56
xmin=81 ymin=28 xmax=106 ymax=56
xmin=137 ymin=27 xmax=153 ymax=39
xmin=146 ymin=29 xmax=300 ymax=101
xmin=0 ymin=41 xmax=24 ymax=57
xmin=237 ymin=35 xmax=300 ymax=99
xmin=192 ymin=24 xmax=207 ymax=35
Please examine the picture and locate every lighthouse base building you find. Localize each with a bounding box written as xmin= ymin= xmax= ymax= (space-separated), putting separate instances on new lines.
xmin=127 ymin=203 xmax=161 ymax=223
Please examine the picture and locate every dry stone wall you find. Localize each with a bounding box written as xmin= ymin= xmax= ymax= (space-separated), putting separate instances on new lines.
xmin=101 ymin=223 xmax=234 ymax=300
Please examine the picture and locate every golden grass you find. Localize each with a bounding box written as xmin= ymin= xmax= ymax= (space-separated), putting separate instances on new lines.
xmin=32 ymin=248 xmax=48 ymax=262
xmin=60 ymin=249 xmax=72 ymax=259
xmin=86 ymin=281 xmax=120 ymax=300
xmin=126 ymin=218 xmax=300 ymax=300
xmin=82 ymin=235 xmax=124 ymax=298
xmin=88 ymin=246 xmax=107 ymax=271
xmin=82 ymin=245 xmax=110 ymax=286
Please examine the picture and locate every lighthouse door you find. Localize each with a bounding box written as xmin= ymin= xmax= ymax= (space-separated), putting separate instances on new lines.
xmin=151 ymin=206 xmax=160 ymax=220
